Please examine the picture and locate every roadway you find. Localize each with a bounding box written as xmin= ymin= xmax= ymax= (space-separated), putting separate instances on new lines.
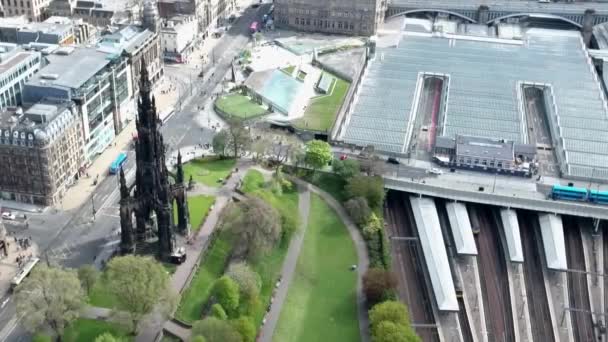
xmin=0 ymin=3 xmax=269 ymax=341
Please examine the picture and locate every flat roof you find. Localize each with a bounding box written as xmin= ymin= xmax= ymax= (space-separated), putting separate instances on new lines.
xmin=456 ymin=135 xmax=514 ymax=161
xmin=410 ymin=196 xmax=458 ymax=311
xmin=538 ymin=213 xmax=567 ymax=270
xmin=27 ymin=47 xmax=111 ymax=90
xmin=445 ymin=202 xmax=477 ymax=255
xmin=342 ymin=26 xmax=608 ymax=180
xmin=500 ymin=209 xmax=524 ymax=263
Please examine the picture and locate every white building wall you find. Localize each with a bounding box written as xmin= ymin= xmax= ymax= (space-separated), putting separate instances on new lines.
xmin=161 ymin=17 xmax=198 ymax=54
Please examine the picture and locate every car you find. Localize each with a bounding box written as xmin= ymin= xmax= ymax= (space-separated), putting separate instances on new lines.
xmin=1 ymin=212 xmax=15 ymax=220
xmin=427 ymin=168 xmax=443 ymax=175
xmin=387 ymin=157 xmax=400 ymax=165
xmin=339 ymin=154 xmax=348 ymax=160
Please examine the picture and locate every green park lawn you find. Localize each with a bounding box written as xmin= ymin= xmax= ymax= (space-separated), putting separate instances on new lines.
xmin=273 ymin=194 xmax=359 ymax=342
xmin=215 ymin=93 xmax=267 ymax=119
xmin=63 ymin=319 xmax=131 ymax=342
xmin=293 ymin=75 xmax=350 ymax=132
xmin=174 ymin=194 xmax=216 ymax=233
xmin=183 ymin=157 xmax=236 ymax=187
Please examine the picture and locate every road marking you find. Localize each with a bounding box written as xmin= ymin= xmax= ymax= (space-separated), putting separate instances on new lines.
xmin=0 ymin=316 xmax=19 ymax=341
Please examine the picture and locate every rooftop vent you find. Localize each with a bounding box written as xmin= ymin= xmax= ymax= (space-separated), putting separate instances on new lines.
xmin=41 ymin=73 xmax=59 ymax=80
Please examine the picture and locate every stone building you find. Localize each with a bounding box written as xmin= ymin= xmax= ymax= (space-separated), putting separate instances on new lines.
xmin=158 ymin=0 xmax=234 ymax=36
xmin=273 ymin=0 xmax=387 ymax=36
xmin=1 ymin=0 xmax=52 ymax=21
xmin=0 ymin=101 xmax=84 ymax=206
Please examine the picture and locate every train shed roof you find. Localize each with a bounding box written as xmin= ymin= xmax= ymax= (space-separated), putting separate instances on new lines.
xmin=410 ymin=196 xmax=459 ymax=311
xmin=445 ymin=202 xmax=477 ymax=255
xmin=538 ymin=213 xmax=568 ymax=270
xmin=341 ymin=27 xmax=608 ymax=180
xmin=500 ymin=209 xmax=524 ymax=263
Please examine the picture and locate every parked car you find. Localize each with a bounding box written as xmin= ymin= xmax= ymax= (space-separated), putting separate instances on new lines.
xmin=1 ymin=212 xmax=15 ymax=220
xmin=427 ymin=168 xmax=443 ymax=175
xmin=387 ymin=157 xmax=400 ymax=165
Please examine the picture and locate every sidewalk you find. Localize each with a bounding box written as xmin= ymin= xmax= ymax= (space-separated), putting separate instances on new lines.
xmin=60 ymin=122 xmax=136 ymax=210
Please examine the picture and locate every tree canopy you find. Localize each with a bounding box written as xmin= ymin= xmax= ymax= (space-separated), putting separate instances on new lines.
xmin=332 ymin=158 xmax=360 ymax=179
xmin=232 ymin=316 xmax=256 ymax=342
xmin=226 ymin=118 xmax=251 ymax=159
xmin=77 ymin=264 xmax=99 ymax=296
xmin=15 ymin=265 xmax=85 ymax=339
xmin=104 ymin=255 xmax=175 ymax=333
xmin=212 ymin=130 xmax=230 ymax=157
xmin=346 ymin=175 xmax=385 ymax=210
xmin=344 ymin=196 xmax=371 ymax=226
xmin=226 ymin=262 xmax=262 ymax=302
xmin=94 ymin=333 xmax=125 ymax=342
xmin=212 ymin=276 xmax=240 ymax=316
xmin=372 ymin=321 xmax=419 ymax=342
xmin=363 ymin=268 xmax=397 ymax=306
xmin=192 ymin=317 xmax=242 ymax=342
xmin=304 ymin=140 xmax=332 ymax=171
xmin=369 ymin=301 xmax=411 ymax=333
xmin=224 ymin=197 xmax=282 ymax=259
xmin=211 ymin=303 xmax=228 ymax=320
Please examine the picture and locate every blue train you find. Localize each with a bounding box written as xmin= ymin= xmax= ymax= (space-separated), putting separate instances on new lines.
xmin=551 ymin=184 xmax=608 ymax=204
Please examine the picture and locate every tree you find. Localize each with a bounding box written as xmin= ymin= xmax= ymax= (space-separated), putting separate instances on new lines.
xmin=363 ymin=212 xmax=383 ymax=239
xmin=211 ymin=303 xmax=228 ymax=320
xmin=304 ymin=140 xmax=332 ymax=172
xmin=213 ymin=130 xmax=230 ymax=157
xmin=333 ymin=158 xmax=360 ymax=179
xmin=14 ymin=265 xmax=85 ymax=339
xmin=250 ymin=138 xmax=270 ymax=163
xmin=224 ymin=197 xmax=282 ymax=259
xmin=226 ymin=118 xmax=251 ymax=159
xmin=346 ymin=175 xmax=385 ymax=210
xmin=212 ymin=276 xmax=240 ymax=315
xmin=226 ymin=262 xmax=262 ymax=302
xmin=77 ymin=264 xmax=99 ymax=296
xmin=232 ymin=316 xmax=256 ymax=342
xmin=363 ymin=268 xmax=397 ymax=306
xmin=104 ymin=255 xmax=175 ymax=334
xmin=192 ymin=317 xmax=242 ymax=342
xmin=94 ymin=333 xmax=125 ymax=342
xmin=344 ymin=196 xmax=371 ymax=226
xmin=369 ymin=301 xmax=411 ymax=334
xmin=32 ymin=334 xmax=52 ymax=342
xmin=372 ymin=321 xmax=419 ymax=342
xmin=192 ymin=336 xmax=207 ymax=342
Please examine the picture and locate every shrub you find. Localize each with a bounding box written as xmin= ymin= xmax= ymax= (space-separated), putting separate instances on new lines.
xmin=363 ymin=268 xmax=397 ymax=306
xmin=212 ymin=276 xmax=240 ymax=316
xmin=211 ymin=303 xmax=227 ymax=320
xmin=344 ymin=197 xmax=371 ymax=226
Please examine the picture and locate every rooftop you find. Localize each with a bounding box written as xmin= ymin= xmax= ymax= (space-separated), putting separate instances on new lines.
xmin=342 ymin=25 xmax=608 ymax=180
xmin=27 ymin=47 xmax=111 ymax=89
xmin=0 ymin=44 xmax=39 ymax=75
xmin=97 ymin=26 xmax=155 ymax=55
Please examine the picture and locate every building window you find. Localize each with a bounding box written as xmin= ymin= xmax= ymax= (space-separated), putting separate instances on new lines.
xmin=306 ymin=18 xmax=310 ymax=25
xmin=295 ymin=17 xmax=299 ymax=25
xmin=338 ymin=21 xmax=342 ymax=29
xmin=350 ymin=23 xmax=354 ymax=30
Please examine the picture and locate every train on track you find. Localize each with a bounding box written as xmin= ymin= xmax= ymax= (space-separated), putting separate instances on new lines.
xmin=551 ymin=184 xmax=608 ymax=204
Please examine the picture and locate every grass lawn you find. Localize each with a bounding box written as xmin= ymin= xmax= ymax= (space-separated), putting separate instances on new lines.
xmin=293 ymin=75 xmax=350 ymax=132
xmin=215 ymin=93 xmax=267 ymax=120
xmin=281 ymin=65 xmax=295 ymax=76
xmin=174 ymin=195 xmax=216 ymax=233
xmin=63 ymin=319 xmax=131 ymax=342
xmin=88 ymin=281 xmax=120 ymax=309
xmin=183 ymin=157 xmax=236 ymax=188
xmin=175 ymin=230 xmax=233 ymax=323
xmin=273 ymin=194 xmax=359 ymax=342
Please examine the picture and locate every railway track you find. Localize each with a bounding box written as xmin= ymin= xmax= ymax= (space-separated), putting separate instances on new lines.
xmin=518 ymin=210 xmax=555 ymax=342
xmin=473 ymin=204 xmax=515 ymax=342
xmin=385 ymin=191 xmax=439 ymax=342
xmin=564 ymin=216 xmax=595 ymax=342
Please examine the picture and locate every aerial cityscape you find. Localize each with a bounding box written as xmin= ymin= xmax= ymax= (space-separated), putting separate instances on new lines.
xmin=0 ymin=0 xmax=605 ymax=341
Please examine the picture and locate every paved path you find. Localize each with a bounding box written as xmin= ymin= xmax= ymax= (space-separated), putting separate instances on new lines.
xmin=290 ymin=177 xmax=371 ymax=342
xmin=258 ymin=183 xmax=311 ymax=342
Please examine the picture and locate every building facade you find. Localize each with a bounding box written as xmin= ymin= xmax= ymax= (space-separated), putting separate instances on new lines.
xmin=0 ymin=101 xmax=84 ymax=205
xmin=1 ymin=0 xmax=52 ymax=21
xmin=0 ymin=43 xmax=41 ymax=110
xmin=160 ymin=15 xmax=197 ymax=63
xmin=158 ymin=0 xmax=234 ymax=36
xmin=274 ymin=0 xmax=386 ymax=36
xmin=22 ymin=46 xmax=131 ymax=162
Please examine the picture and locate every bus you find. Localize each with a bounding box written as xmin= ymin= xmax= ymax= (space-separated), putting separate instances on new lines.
xmin=249 ymin=21 xmax=259 ymax=34
xmin=10 ymin=257 xmax=40 ymax=290
xmin=551 ymin=184 xmax=588 ymax=201
xmin=109 ymin=152 xmax=128 ymax=175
